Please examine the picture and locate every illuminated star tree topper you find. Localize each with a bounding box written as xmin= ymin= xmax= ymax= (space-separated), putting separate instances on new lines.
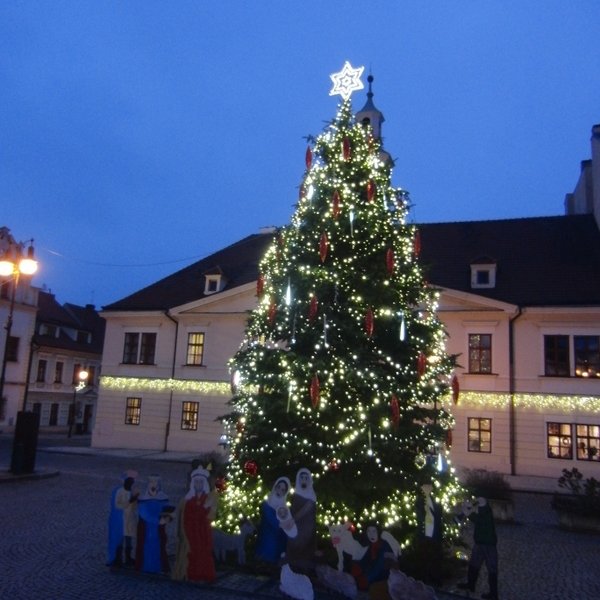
xmin=329 ymin=60 xmax=365 ymax=101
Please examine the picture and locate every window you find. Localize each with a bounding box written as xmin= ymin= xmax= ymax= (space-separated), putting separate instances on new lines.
xmin=6 ymin=336 xmax=19 ymax=362
xmin=86 ymin=365 xmax=96 ymax=386
xmin=36 ymin=359 xmax=47 ymax=382
xmin=470 ymin=260 xmax=496 ymax=289
xmin=576 ymin=425 xmax=600 ymax=461
xmin=0 ymin=397 xmax=5 ymax=420
xmin=544 ymin=335 xmax=570 ymax=376
xmin=468 ymin=417 xmax=492 ymax=452
xmin=181 ymin=401 xmax=199 ymax=431
xmin=72 ymin=363 xmax=81 ymax=384
xmin=123 ymin=333 xmax=139 ymax=364
xmin=40 ymin=324 xmax=58 ymax=337
xmin=186 ymin=332 xmax=205 ymax=366
xmin=574 ymin=335 xmax=600 ymax=378
xmin=54 ymin=362 xmax=64 ymax=383
xmin=547 ymin=422 xmax=573 ymax=459
xmin=49 ymin=403 xmax=59 ymax=426
xmin=125 ymin=397 xmax=142 ymax=425
xmin=77 ymin=330 xmax=90 ymax=344
xmin=123 ymin=332 xmax=156 ymax=365
xmin=468 ymin=334 xmax=492 ymax=374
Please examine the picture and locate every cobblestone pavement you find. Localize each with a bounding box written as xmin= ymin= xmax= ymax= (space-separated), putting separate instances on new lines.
xmin=1 ymin=434 xmax=599 ymax=600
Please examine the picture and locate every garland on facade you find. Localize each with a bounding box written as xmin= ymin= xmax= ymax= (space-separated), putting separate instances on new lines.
xmin=100 ymin=375 xmax=231 ymax=395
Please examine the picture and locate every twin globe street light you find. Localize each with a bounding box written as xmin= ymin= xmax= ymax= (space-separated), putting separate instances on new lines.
xmin=0 ymin=241 xmax=38 ymax=406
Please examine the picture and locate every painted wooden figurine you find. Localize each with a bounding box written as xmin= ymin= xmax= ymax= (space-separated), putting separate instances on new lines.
xmin=107 ymin=470 xmax=139 ymax=567
xmin=172 ymin=467 xmax=216 ymax=583
xmin=255 ymin=476 xmax=292 ymax=563
xmin=135 ymin=474 xmax=173 ymax=574
xmin=286 ymin=468 xmax=317 ymax=573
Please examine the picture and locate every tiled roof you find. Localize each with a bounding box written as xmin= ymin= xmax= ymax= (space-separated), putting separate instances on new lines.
xmin=102 ymin=233 xmax=276 ymax=311
xmin=419 ymin=214 xmax=600 ymax=306
xmin=102 ymin=215 xmax=600 ymax=312
xmin=35 ymin=291 xmax=105 ymax=354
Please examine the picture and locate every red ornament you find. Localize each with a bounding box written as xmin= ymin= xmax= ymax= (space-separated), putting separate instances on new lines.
xmin=417 ymin=352 xmax=427 ymax=377
xmin=310 ymin=373 xmax=320 ymax=409
xmin=451 ymin=374 xmax=460 ymax=405
xmin=308 ymin=295 xmax=319 ymax=322
xmin=367 ymin=179 xmax=376 ymax=202
xmin=215 ymin=476 xmax=227 ymax=493
xmin=305 ymin=146 xmax=312 ymax=169
xmin=268 ymin=300 xmax=277 ymax=325
xmin=343 ymin=136 xmax=351 ymax=161
xmin=445 ymin=429 xmax=453 ymax=449
xmin=413 ymin=229 xmax=421 ymax=257
xmin=236 ymin=420 xmax=245 ymax=434
xmin=386 ymin=248 xmax=395 ymax=275
xmin=244 ymin=460 xmax=258 ymax=477
xmin=332 ymin=190 xmax=341 ymax=219
xmin=328 ymin=459 xmax=340 ymax=471
xmin=256 ymin=274 xmax=265 ymax=298
xmin=365 ymin=308 xmax=374 ymax=337
xmin=390 ymin=394 xmax=400 ymax=428
xmin=319 ymin=231 xmax=329 ymax=263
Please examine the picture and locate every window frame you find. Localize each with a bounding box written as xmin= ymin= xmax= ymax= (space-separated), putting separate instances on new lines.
xmin=576 ymin=424 xmax=600 ymax=462
xmin=124 ymin=397 xmax=142 ymax=425
xmin=468 ymin=333 xmax=492 ymax=374
xmin=122 ymin=332 xmax=156 ymax=365
xmin=181 ymin=401 xmax=199 ymax=431
xmin=36 ymin=359 xmax=47 ymax=383
xmin=544 ymin=334 xmax=570 ymax=377
xmin=54 ymin=361 xmax=64 ymax=384
xmin=574 ymin=335 xmax=600 ymax=378
xmin=547 ymin=422 xmax=573 ymax=459
xmin=467 ymin=417 xmax=492 ymax=453
xmin=186 ymin=332 xmax=206 ymax=366
xmin=6 ymin=336 xmax=19 ymax=362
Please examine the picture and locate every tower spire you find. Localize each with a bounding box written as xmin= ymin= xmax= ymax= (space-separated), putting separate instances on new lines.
xmin=355 ymin=72 xmax=385 ymax=140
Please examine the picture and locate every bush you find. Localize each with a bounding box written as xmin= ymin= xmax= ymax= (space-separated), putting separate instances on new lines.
xmin=552 ymin=468 xmax=600 ymax=517
xmin=463 ymin=469 xmax=512 ymax=501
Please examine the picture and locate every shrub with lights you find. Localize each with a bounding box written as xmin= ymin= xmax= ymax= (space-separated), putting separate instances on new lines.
xmin=217 ymin=65 xmax=463 ymax=555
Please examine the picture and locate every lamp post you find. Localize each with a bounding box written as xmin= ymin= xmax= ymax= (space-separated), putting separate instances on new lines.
xmin=1 ymin=237 xmax=39 ymax=475
xmin=68 ymin=368 xmax=88 ymax=438
xmin=0 ymin=240 xmax=38 ymax=412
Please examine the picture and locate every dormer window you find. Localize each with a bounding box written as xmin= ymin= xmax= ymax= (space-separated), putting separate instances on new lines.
xmin=470 ymin=257 xmax=497 ymax=289
xmin=40 ymin=324 xmax=59 ymax=338
xmin=204 ymin=274 xmax=221 ymax=295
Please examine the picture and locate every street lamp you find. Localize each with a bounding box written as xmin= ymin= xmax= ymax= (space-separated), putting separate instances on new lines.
xmin=0 ymin=240 xmax=38 ymax=410
xmin=68 ymin=368 xmax=89 ymax=438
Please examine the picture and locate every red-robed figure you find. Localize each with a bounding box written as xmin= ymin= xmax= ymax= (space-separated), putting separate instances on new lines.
xmin=172 ymin=467 xmax=216 ymax=583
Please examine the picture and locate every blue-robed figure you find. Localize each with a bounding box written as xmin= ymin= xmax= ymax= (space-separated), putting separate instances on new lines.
xmin=135 ymin=474 xmax=173 ymax=574
xmin=255 ymin=476 xmax=291 ymax=563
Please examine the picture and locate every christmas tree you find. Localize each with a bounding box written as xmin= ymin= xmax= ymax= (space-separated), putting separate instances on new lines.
xmin=218 ymin=63 xmax=462 ymax=550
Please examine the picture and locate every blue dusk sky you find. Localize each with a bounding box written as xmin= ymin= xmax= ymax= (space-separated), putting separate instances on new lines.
xmin=1 ymin=1 xmax=599 ymax=308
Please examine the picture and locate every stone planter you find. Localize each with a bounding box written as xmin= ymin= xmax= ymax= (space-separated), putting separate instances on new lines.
xmin=556 ymin=510 xmax=600 ymax=534
xmin=488 ymin=498 xmax=515 ymax=523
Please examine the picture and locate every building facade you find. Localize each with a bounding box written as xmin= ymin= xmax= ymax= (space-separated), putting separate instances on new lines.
xmin=26 ymin=292 xmax=105 ymax=433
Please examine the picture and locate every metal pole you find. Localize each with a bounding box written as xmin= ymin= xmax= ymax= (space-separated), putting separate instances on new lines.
xmin=0 ymin=270 xmax=20 ymax=406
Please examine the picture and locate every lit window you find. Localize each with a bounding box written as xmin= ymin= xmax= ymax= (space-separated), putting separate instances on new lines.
xmin=125 ymin=397 xmax=142 ymax=425
xmin=186 ymin=333 xmax=205 ymax=366
xmin=468 ymin=417 xmax=492 ymax=453
xmin=547 ymin=422 xmax=573 ymax=459
xmin=574 ymin=336 xmax=600 ymax=378
xmin=576 ymin=424 xmax=600 ymax=462
xmin=469 ymin=334 xmax=492 ymax=374
xmin=181 ymin=401 xmax=199 ymax=431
